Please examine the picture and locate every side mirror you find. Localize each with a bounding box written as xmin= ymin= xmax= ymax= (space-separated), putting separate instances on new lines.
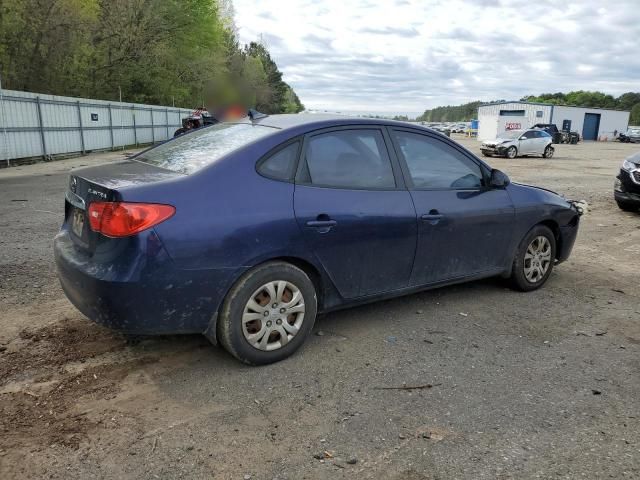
xmin=489 ymin=169 xmax=510 ymax=188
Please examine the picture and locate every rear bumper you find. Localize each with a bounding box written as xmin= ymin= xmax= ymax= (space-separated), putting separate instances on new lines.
xmin=54 ymin=229 xmax=237 ymax=335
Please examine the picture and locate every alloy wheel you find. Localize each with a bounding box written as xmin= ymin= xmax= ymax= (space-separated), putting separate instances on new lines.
xmin=545 ymin=146 xmax=554 ymax=158
xmin=523 ymin=236 xmax=552 ymax=283
xmin=241 ymin=281 xmax=306 ymax=351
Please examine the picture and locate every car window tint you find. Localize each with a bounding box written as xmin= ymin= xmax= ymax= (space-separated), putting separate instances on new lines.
xmin=393 ymin=131 xmax=483 ymax=189
xmin=304 ymin=130 xmax=395 ymax=188
xmin=258 ymin=142 xmax=299 ymax=180
xmin=522 ymin=131 xmax=535 ymax=139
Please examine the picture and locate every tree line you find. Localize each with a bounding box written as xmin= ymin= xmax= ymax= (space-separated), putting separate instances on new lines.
xmin=417 ymin=91 xmax=640 ymax=125
xmin=0 ymin=0 xmax=304 ymax=113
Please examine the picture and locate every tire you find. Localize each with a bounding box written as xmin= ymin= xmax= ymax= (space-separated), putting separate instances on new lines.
xmin=616 ymin=201 xmax=638 ymax=212
xmin=506 ymin=146 xmax=517 ymax=159
xmin=218 ymin=261 xmax=318 ymax=365
xmin=481 ymin=151 xmax=492 ymax=157
xmin=543 ymin=145 xmax=554 ymax=158
xmin=509 ymin=225 xmax=556 ymax=292
xmin=173 ymin=128 xmax=186 ymax=137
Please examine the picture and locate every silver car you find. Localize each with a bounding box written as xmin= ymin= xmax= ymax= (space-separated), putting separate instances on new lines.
xmin=481 ymin=129 xmax=554 ymax=159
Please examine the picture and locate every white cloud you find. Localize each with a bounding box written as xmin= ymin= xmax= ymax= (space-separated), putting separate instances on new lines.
xmin=233 ymin=0 xmax=640 ymax=114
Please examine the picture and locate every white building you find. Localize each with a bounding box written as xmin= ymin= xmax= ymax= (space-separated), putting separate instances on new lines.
xmin=477 ymin=101 xmax=630 ymax=141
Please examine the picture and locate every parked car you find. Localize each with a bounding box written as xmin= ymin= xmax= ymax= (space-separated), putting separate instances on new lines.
xmin=173 ymin=108 xmax=218 ymax=137
xmin=430 ymin=124 xmax=451 ymax=136
xmin=481 ymin=129 xmax=554 ymax=159
xmin=54 ymin=115 xmax=581 ymax=365
xmin=617 ymin=128 xmax=640 ymax=143
xmin=614 ymin=151 xmax=640 ymax=211
xmin=532 ymin=123 xmax=580 ymax=144
xmin=449 ymin=124 xmax=466 ymax=134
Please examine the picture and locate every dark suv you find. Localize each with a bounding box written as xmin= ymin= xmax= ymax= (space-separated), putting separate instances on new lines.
xmin=614 ymin=152 xmax=640 ymax=211
xmin=532 ymin=124 xmax=580 ymax=144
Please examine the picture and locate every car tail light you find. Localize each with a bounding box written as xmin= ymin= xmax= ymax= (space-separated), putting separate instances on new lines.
xmin=88 ymin=202 xmax=175 ymax=237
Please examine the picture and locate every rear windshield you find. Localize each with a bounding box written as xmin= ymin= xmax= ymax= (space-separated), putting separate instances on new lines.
xmin=135 ymin=123 xmax=276 ymax=174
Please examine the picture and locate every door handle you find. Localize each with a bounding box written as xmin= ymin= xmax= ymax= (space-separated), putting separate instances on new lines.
xmin=306 ymin=220 xmax=337 ymax=227
xmin=421 ymin=210 xmax=444 ymax=224
xmin=306 ymin=214 xmax=337 ymax=232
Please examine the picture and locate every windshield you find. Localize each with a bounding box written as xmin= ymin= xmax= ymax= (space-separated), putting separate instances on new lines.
xmin=499 ymin=130 xmax=524 ymax=139
xmin=628 ymin=129 xmax=640 ymax=135
xmin=135 ymin=123 xmax=277 ymax=174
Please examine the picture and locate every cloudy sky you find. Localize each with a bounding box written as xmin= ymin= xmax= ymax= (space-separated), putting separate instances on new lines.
xmin=233 ymin=0 xmax=640 ymax=115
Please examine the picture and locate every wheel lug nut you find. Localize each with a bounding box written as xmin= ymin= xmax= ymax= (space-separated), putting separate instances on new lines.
xmin=280 ymin=308 xmax=286 ymax=313
xmin=276 ymin=319 xmax=282 ymax=325
xmin=272 ymin=303 xmax=278 ymax=308
xmin=263 ymin=311 xmax=269 ymax=317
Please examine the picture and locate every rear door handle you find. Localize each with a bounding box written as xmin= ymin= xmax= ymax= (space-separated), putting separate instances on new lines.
xmin=421 ymin=210 xmax=444 ymax=224
xmin=306 ymin=220 xmax=337 ymax=227
xmin=306 ymin=214 xmax=337 ymax=232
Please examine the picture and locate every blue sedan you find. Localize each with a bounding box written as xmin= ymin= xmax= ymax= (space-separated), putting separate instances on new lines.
xmin=54 ymin=114 xmax=581 ymax=364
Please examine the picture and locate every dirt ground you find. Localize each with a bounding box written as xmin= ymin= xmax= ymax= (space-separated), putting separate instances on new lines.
xmin=1 ymin=138 xmax=639 ymax=479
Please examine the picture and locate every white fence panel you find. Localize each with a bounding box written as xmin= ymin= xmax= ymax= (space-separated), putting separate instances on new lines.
xmin=0 ymin=89 xmax=192 ymax=166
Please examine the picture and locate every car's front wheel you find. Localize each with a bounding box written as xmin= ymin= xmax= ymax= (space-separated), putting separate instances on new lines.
xmin=543 ymin=145 xmax=554 ymax=158
xmin=509 ymin=225 xmax=556 ymax=291
xmin=218 ymin=261 xmax=317 ymax=365
xmin=506 ymin=146 xmax=517 ymax=159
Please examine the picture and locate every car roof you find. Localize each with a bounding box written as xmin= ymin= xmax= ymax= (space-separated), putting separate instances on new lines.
xmin=236 ymin=113 xmax=424 ymax=131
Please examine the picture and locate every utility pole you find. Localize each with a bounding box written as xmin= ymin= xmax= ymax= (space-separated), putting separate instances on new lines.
xmin=0 ymin=71 xmax=9 ymax=167
xmin=119 ymin=86 xmax=124 ymax=151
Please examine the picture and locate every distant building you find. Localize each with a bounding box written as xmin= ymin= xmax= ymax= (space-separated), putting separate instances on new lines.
xmin=477 ymin=101 xmax=630 ymax=141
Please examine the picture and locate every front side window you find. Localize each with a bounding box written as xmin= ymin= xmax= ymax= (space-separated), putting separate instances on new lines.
xmin=302 ymin=129 xmax=395 ymax=189
xmin=521 ymin=131 xmax=536 ymax=139
xmin=392 ymin=131 xmax=483 ymax=189
xmin=136 ymin=123 xmax=276 ymax=174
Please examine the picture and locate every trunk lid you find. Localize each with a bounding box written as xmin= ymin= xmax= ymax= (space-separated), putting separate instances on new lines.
xmin=64 ymin=160 xmax=180 ymax=253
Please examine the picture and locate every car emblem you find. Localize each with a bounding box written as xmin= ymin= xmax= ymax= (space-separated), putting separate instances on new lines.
xmin=70 ymin=176 xmax=77 ymax=192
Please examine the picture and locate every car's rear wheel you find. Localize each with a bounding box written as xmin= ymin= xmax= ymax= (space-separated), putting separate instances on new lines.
xmin=509 ymin=225 xmax=556 ymax=291
xmin=543 ymin=145 xmax=554 ymax=158
xmin=218 ymin=261 xmax=317 ymax=365
xmin=506 ymin=146 xmax=517 ymax=159
xmin=616 ymin=200 xmax=638 ymax=212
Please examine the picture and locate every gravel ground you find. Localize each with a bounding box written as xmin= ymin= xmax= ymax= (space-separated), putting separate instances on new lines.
xmin=0 ymin=138 xmax=639 ymax=479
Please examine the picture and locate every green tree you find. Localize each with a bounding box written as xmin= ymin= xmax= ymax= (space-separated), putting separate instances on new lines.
xmin=0 ymin=0 xmax=304 ymax=113
xmin=630 ymin=104 xmax=640 ymax=126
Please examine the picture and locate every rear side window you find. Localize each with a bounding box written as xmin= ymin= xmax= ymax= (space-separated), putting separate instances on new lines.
xmin=302 ymin=129 xmax=395 ymax=189
xmin=392 ymin=131 xmax=483 ymax=189
xmin=257 ymin=142 xmax=299 ymax=181
xmin=136 ymin=123 xmax=276 ymax=174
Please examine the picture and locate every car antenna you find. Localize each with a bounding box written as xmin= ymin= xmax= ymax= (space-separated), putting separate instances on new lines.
xmin=248 ymin=109 xmax=268 ymax=121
